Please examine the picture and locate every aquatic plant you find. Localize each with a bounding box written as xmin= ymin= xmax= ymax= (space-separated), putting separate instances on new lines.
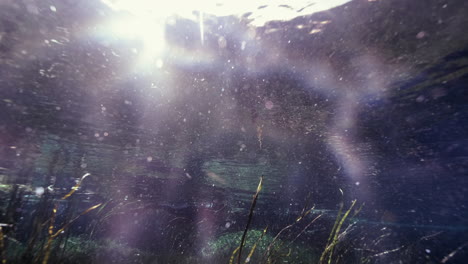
xmin=51 ymin=236 xmax=155 ymax=263
xmin=202 ymin=229 xmax=318 ymax=263
xmin=236 ymin=175 xmax=263 ymax=264
xmin=1 ymin=173 xmax=103 ymax=264
xmin=41 ymin=203 xmax=102 ymax=264
xmin=0 ymin=226 xmax=6 ymax=264
xmin=319 ymin=199 xmax=357 ymax=264
xmin=4 ymin=234 xmax=162 ymax=264
xmin=41 ymin=173 xmax=102 ymax=264
xmin=203 ymin=175 xmax=363 ymax=264
xmin=201 ymin=176 xmax=327 ymax=264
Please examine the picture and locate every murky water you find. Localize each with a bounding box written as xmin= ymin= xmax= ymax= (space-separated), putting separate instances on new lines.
xmin=1 ymin=0 xmax=468 ymax=263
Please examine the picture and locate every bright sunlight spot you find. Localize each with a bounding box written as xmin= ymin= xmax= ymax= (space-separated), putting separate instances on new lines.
xmin=99 ymin=0 xmax=352 ymax=70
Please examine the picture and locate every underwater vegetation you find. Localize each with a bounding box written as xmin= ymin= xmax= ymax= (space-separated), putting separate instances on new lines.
xmin=2 ymin=235 xmax=160 ymax=264
xmin=202 ymin=229 xmax=319 ymax=263
xmin=319 ymin=199 xmax=358 ymax=264
xmin=201 ymin=176 xmax=361 ymax=264
xmin=0 ymin=173 xmax=363 ymax=264
xmin=2 ymin=172 xmax=462 ymax=264
xmin=0 ymin=174 xmax=101 ymax=264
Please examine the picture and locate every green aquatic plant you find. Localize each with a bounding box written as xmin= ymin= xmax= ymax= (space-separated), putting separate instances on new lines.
xmin=41 ymin=173 xmax=102 ymax=264
xmin=5 ymin=234 xmax=160 ymax=264
xmin=52 ymin=236 xmax=156 ymax=263
xmin=319 ymin=199 xmax=357 ymax=264
xmin=203 ymin=176 xmax=324 ymax=264
xmin=0 ymin=226 xmax=6 ymax=264
xmin=41 ymin=203 xmax=102 ymax=264
xmin=228 ymin=226 xmax=268 ymax=264
xmin=203 ymin=229 xmax=318 ymax=263
xmin=4 ymin=173 xmax=103 ymax=264
xmin=204 ymin=179 xmax=363 ymax=264
xmin=236 ymin=175 xmax=263 ymax=264
xmin=244 ymin=226 xmax=268 ymax=263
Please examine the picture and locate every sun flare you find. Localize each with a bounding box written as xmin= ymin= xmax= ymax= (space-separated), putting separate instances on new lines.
xmin=98 ymin=0 xmax=352 ymax=71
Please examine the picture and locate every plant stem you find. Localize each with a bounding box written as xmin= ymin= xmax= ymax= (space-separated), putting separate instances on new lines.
xmin=237 ymin=175 xmax=263 ymax=264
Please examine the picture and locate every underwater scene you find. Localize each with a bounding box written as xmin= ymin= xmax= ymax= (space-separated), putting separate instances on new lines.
xmin=1 ymin=0 xmax=467 ymax=263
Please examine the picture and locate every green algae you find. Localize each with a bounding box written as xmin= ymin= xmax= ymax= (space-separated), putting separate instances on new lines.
xmin=202 ymin=229 xmax=318 ymax=263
